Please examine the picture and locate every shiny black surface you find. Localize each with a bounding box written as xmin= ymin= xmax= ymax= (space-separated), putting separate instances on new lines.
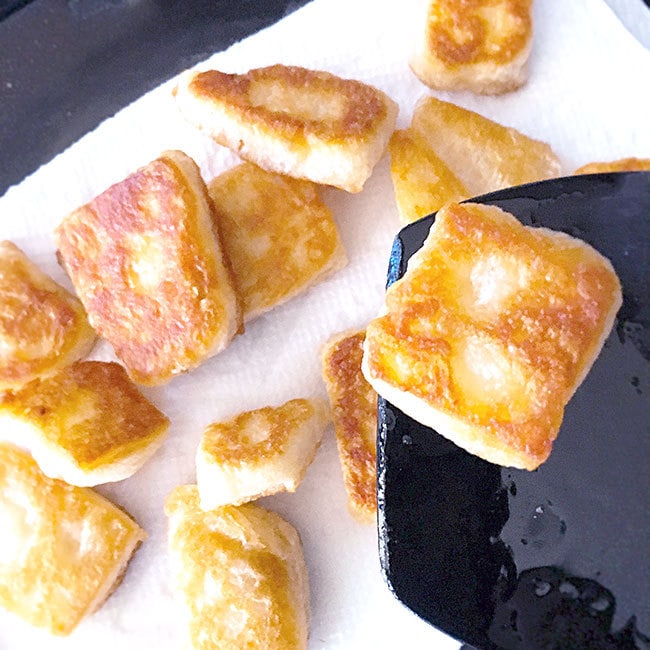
xmin=0 ymin=0 xmax=310 ymax=196
xmin=378 ymin=173 xmax=650 ymax=649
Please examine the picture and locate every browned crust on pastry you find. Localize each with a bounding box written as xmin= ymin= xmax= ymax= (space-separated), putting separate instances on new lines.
xmin=0 ymin=241 xmax=96 ymax=390
xmin=208 ymin=163 xmax=347 ymax=321
xmin=364 ymin=202 xmax=622 ymax=470
xmin=0 ymin=360 xmax=169 ymax=471
xmin=0 ymin=443 xmax=146 ymax=635
xmin=321 ymin=330 xmax=377 ymax=522
xmin=188 ymin=65 xmax=391 ymax=145
xmin=54 ymin=151 xmax=241 ymax=385
xmin=165 ymin=486 xmax=309 ymax=649
xmin=410 ymin=0 xmax=533 ymax=94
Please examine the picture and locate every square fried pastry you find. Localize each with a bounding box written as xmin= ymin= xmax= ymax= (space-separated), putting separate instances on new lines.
xmin=54 ymin=150 xmax=241 ymax=386
xmin=574 ymin=157 xmax=650 ymax=174
xmin=389 ymin=129 xmax=469 ymax=225
xmin=363 ymin=202 xmax=622 ymax=470
xmin=196 ymin=398 xmax=330 ymax=510
xmin=0 ymin=241 xmax=96 ymax=391
xmin=174 ymin=64 xmax=398 ymax=193
xmin=166 ymin=486 xmax=309 ymax=650
xmin=321 ymin=330 xmax=378 ymax=523
xmin=410 ymin=0 xmax=534 ymax=95
xmin=0 ymin=360 xmax=169 ymax=486
xmin=208 ymin=163 xmax=347 ymax=322
xmin=409 ymin=96 xmax=561 ymax=196
xmin=0 ymin=443 xmax=145 ymax=635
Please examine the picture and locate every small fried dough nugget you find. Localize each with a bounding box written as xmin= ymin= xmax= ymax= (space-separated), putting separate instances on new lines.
xmin=0 ymin=443 xmax=145 ymax=635
xmin=0 ymin=241 xmax=95 ymax=390
xmin=0 ymin=360 xmax=169 ymax=486
xmin=175 ymin=65 xmax=398 ymax=193
xmin=54 ymin=150 xmax=241 ymax=386
xmin=208 ymin=163 xmax=346 ymax=322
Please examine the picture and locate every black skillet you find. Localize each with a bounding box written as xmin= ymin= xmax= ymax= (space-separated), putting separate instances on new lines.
xmin=376 ymin=172 xmax=650 ymax=650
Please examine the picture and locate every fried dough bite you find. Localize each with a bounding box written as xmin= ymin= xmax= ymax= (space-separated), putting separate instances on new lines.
xmin=208 ymin=163 xmax=346 ymax=322
xmin=321 ymin=329 xmax=377 ymax=523
xmin=0 ymin=443 xmax=145 ymax=635
xmin=410 ymin=96 xmax=561 ymax=195
xmin=166 ymin=486 xmax=309 ymax=650
xmin=410 ymin=0 xmax=534 ymax=94
xmin=196 ymin=398 xmax=330 ymax=510
xmin=0 ymin=241 xmax=96 ymax=391
xmin=175 ymin=64 xmax=398 ymax=193
xmin=389 ymin=129 xmax=469 ymax=224
xmin=54 ymin=150 xmax=241 ymax=386
xmin=0 ymin=360 xmax=169 ymax=486
xmin=363 ymin=202 xmax=622 ymax=470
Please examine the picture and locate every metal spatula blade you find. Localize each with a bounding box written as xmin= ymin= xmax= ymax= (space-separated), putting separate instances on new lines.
xmin=376 ymin=172 xmax=650 ymax=650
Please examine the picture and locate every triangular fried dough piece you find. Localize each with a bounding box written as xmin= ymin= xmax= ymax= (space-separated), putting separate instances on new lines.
xmin=389 ymin=129 xmax=469 ymax=224
xmin=574 ymin=157 xmax=650 ymax=174
xmin=0 ymin=444 xmax=145 ymax=635
xmin=0 ymin=361 xmax=169 ymax=486
xmin=321 ymin=329 xmax=377 ymax=523
xmin=196 ymin=398 xmax=330 ymax=510
xmin=363 ymin=202 xmax=622 ymax=470
xmin=166 ymin=486 xmax=309 ymax=650
xmin=175 ymin=65 xmax=398 ymax=193
xmin=208 ymin=163 xmax=347 ymax=322
xmin=0 ymin=241 xmax=96 ymax=390
xmin=54 ymin=150 xmax=241 ymax=386
xmin=410 ymin=96 xmax=561 ymax=195
xmin=410 ymin=0 xmax=533 ymax=95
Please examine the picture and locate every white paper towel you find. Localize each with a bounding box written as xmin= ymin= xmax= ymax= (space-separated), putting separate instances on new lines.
xmin=0 ymin=0 xmax=649 ymax=648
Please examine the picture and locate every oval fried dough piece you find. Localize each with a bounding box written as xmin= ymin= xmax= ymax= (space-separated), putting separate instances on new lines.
xmin=0 ymin=443 xmax=145 ymax=636
xmin=389 ymin=129 xmax=469 ymax=225
xmin=0 ymin=241 xmax=96 ymax=391
xmin=54 ymin=150 xmax=241 ymax=386
xmin=208 ymin=163 xmax=347 ymax=322
xmin=165 ymin=486 xmax=309 ymax=650
xmin=0 ymin=360 xmax=169 ymax=486
xmin=321 ymin=330 xmax=377 ymax=523
xmin=363 ymin=202 xmax=622 ymax=471
xmin=411 ymin=95 xmax=561 ymax=195
xmin=410 ymin=0 xmax=533 ymax=94
xmin=196 ymin=398 xmax=330 ymax=510
xmin=175 ymin=65 xmax=398 ymax=193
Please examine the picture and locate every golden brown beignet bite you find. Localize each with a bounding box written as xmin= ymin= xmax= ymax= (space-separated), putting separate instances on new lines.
xmin=165 ymin=486 xmax=309 ymax=650
xmin=321 ymin=330 xmax=377 ymax=523
xmin=389 ymin=129 xmax=469 ymax=224
xmin=574 ymin=157 xmax=650 ymax=174
xmin=410 ymin=0 xmax=534 ymax=95
xmin=54 ymin=150 xmax=241 ymax=386
xmin=0 ymin=443 xmax=145 ymax=636
xmin=363 ymin=202 xmax=622 ymax=470
xmin=196 ymin=398 xmax=329 ymax=510
xmin=208 ymin=163 xmax=347 ymax=322
xmin=174 ymin=65 xmax=398 ymax=193
xmin=410 ymin=96 xmax=561 ymax=195
xmin=0 ymin=360 xmax=169 ymax=486
xmin=0 ymin=241 xmax=96 ymax=391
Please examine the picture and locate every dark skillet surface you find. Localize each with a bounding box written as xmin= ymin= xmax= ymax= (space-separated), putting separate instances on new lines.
xmin=0 ymin=0 xmax=310 ymax=196
xmin=377 ymin=173 xmax=650 ymax=650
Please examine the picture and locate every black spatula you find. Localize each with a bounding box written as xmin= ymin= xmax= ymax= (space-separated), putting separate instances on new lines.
xmin=376 ymin=172 xmax=650 ymax=650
